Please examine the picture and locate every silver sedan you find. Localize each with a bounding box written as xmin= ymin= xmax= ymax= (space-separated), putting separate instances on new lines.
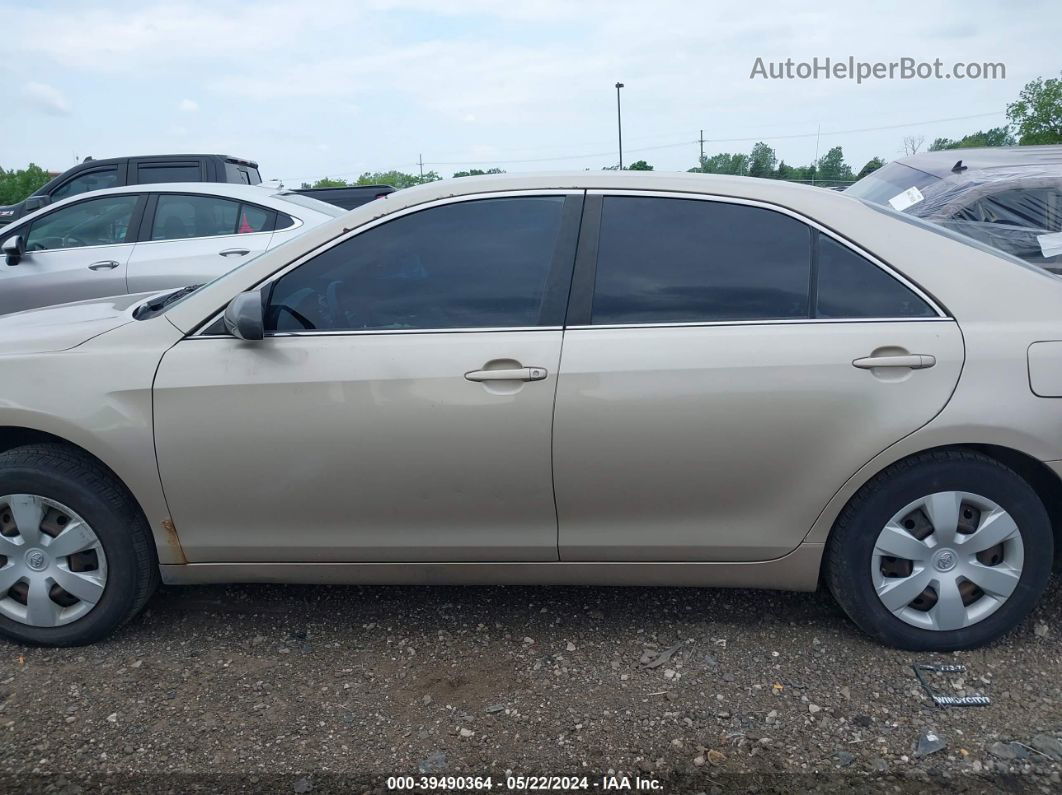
xmin=0 ymin=183 xmax=340 ymax=315
xmin=0 ymin=172 xmax=1058 ymax=649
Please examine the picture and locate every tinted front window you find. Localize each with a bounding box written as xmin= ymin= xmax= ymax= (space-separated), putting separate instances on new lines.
xmin=151 ymin=195 xmax=240 ymax=240
xmin=26 ymin=195 xmax=138 ymax=251
xmin=265 ymin=197 xmax=565 ymax=332
xmin=50 ymin=168 xmax=119 ymax=201
xmin=592 ymin=197 xmax=812 ymax=324
xmin=137 ymin=163 xmax=201 ymax=184
xmin=815 ymin=234 xmax=936 ymax=318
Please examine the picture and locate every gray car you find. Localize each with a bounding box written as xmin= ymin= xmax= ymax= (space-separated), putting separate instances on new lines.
xmin=0 ymin=172 xmax=1058 ymax=651
xmin=0 ymin=183 xmax=340 ymax=315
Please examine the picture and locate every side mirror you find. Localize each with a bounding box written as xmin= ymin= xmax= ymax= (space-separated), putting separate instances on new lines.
xmin=2 ymin=234 xmax=25 ymax=267
xmin=22 ymin=196 xmax=48 ymax=213
xmin=222 ymin=289 xmax=265 ymax=341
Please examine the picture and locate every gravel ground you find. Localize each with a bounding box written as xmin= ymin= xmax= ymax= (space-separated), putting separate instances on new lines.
xmin=1 ymin=576 xmax=1060 ymax=794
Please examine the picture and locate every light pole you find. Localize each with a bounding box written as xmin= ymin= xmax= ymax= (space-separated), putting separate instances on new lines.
xmin=615 ymin=82 xmax=624 ymax=170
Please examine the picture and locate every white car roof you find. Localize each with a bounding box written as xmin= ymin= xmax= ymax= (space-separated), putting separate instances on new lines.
xmin=11 ymin=182 xmax=332 ymax=227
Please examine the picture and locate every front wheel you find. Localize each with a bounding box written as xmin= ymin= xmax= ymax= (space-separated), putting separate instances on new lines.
xmin=0 ymin=444 xmax=158 ymax=646
xmin=826 ymin=450 xmax=1053 ymax=651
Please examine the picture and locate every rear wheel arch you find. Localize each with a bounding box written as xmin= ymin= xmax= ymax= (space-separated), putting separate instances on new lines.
xmin=824 ymin=443 xmax=1062 ymax=568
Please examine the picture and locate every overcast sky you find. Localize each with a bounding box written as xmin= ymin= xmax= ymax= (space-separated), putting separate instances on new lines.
xmin=3 ymin=0 xmax=1060 ymax=184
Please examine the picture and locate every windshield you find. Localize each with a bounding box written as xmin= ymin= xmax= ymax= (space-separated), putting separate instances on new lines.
xmin=274 ymin=192 xmax=346 ymax=218
xmin=845 ymin=162 xmax=941 ymax=205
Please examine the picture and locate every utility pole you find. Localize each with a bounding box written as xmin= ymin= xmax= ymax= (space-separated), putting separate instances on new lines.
xmin=699 ymin=129 xmax=705 ymax=168
xmin=418 ymin=154 xmax=424 ymax=179
xmin=615 ymin=82 xmax=624 ymax=170
xmin=811 ymin=124 xmax=821 ymax=186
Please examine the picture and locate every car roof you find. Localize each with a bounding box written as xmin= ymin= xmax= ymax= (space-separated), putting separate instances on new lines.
xmin=72 ymin=154 xmax=258 ymax=168
xmin=74 ymin=182 xmax=282 ymax=200
xmin=896 ymin=146 xmax=1062 ymax=178
xmin=9 ymin=183 xmax=319 ymax=228
xmin=373 ymin=170 xmax=850 ymax=209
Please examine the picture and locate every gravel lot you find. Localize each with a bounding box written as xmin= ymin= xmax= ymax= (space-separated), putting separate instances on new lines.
xmin=1 ymin=575 xmax=1060 ymax=793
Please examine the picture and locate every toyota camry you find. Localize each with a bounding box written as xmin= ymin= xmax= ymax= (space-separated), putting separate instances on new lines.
xmin=0 ymin=172 xmax=1058 ymax=650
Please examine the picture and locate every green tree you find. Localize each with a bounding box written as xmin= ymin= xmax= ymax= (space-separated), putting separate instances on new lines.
xmin=928 ymin=127 xmax=1016 ymax=151
xmin=815 ymin=146 xmax=854 ymax=186
xmin=354 ymin=170 xmax=441 ymax=189
xmin=310 ymin=177 xmax=349 ymax=188
xmin=747 ymin=142 xmax=777 ymax=178
xmin=690 ymin=152 xmax=750 ymax=175
xmin=1007 ymin=73 xmax=1062 ymax=145
xmin=0 ymin=164 xmax=52 ymax=205
xmin=452 ymin=168 xmax=505 ymax=178
xmin=856 ymin=157 xmax=886 ymax=179
xmin=627 ymin=160 xmax=654 ymax=171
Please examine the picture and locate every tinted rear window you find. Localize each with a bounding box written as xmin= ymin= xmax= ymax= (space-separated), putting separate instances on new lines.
xmin=592 ymin=196 xmax=812 ymax=324
xmin=152 ymin=194 xmax=240 ymax=240
xmin=225 ymin=163 xmax=262 ymax=185
xmin=815 ymin=234 xmax=936 ymax=318
xmin=137 ymin=163 xmax=202 ymax=184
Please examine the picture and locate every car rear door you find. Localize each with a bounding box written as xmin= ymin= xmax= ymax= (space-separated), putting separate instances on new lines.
xmin=125 ymin=193 xmax=277 ymax=293
xmin=152 ymin=192 xmax=582 ymax=562
xmin=553 ymin=192 xmax=964 ymax=562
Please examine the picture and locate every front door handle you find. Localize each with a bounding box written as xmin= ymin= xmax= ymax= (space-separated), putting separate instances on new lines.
xmin=219 ymin=248 xmax=250 ymax=257
xmin=88 ymin=260 xmax=119 ymax=271
xmin=853 ymin=354 xmax=936 ymax=370
xmin=465 ymin=367 xmax=548 ymax=382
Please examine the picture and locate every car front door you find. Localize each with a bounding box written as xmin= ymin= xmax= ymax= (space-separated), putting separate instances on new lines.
xmin=553 ymin=193 xmax=965 ymax=562
xmin=125 ymin=193 xmax=277 ymax=294
xmin=0 ymin=194 xmax=143 ymax=315
xmin=152 ymin=192 xmax=582 ymax=562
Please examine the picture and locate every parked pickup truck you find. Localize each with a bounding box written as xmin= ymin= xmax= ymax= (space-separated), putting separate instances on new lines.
xmin=0 ymin=154 xmax=263 ymax=227
xmin=0 ymin=154 xmax=396 ymax=227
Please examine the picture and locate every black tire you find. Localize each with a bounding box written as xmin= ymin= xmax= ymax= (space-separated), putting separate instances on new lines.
xmin=826 ymin=449 xmax=1053 ymax=651
xmin=0 ymin=443 xmax=158 ymax=646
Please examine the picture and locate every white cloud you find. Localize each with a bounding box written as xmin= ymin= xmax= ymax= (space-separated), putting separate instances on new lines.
xmin=21 ymin=82 xmax=71 ymax=115
xmin=178 ymin=98 xmax=199 ymax=112
xmin=2 ymin=1 xmax=1059 ymax=179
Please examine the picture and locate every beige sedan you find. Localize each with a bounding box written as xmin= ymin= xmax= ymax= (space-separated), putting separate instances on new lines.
xmin=0 ymin=172 xmax=1058 ymax=649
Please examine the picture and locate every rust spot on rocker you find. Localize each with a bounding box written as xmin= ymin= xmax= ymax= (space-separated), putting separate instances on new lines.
xmin=161 ymin=518 xmax=187 ymax=564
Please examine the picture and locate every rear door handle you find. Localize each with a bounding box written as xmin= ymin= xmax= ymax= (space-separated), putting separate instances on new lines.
xmin=465 ymin=367 xmax=548 ymax=382
xmin=88 ymin=260 xmax=119 ymax=271
xmin=853 ymin=354 xmax=936 ymax=370
xmin=219 ymin=248 xmax=250 ymax=257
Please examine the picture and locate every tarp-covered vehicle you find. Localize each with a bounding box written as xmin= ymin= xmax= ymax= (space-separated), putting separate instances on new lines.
xmin=845 ymin=146 xmax=1062 ymax=272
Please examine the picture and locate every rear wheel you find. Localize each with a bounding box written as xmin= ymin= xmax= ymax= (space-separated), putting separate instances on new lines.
xmin=0 ymin=444 xmax=158 ymax=646
xmin=826 ymin=450 xmax=1053 ymax=650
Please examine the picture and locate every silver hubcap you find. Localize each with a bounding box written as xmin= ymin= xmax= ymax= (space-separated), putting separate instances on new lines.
xmin=871 ymin=491 xmax=1023 ymax=631
xmin=0 ymin=495 xmax=108 ymax=627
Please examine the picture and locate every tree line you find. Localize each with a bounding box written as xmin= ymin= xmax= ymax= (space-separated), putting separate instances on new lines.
xmin=3 ymin=73 xmax=1060 ymax=203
